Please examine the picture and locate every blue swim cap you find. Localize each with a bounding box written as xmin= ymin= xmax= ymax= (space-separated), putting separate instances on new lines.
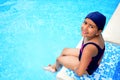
xmin=85 ymin=11 xmax=106 ymax=30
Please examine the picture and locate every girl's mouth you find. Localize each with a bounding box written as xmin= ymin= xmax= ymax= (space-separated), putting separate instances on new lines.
xmin=82 ymin=31 xmax=88 ymax=34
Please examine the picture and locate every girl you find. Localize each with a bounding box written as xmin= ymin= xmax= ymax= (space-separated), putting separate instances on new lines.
xmin=44 ymin=11 xmax=106 ymax=76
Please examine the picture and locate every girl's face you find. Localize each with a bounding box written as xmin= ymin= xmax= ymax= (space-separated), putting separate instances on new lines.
xmin=81 ymin=18 xmax=101 ymax=39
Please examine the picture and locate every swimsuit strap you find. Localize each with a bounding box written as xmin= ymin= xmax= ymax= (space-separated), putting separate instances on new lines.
xmin=83 ymin=42 xmax=104 ymax=50
xmin=79 ymin=42 xmax=105 ymax=61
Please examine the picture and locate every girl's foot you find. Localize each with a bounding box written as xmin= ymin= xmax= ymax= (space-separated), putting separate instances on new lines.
xmin=43 ymin=64 xmax=57 ymax=72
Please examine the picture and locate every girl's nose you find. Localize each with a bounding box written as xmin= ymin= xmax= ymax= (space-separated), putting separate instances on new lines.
xmin=83 ymin=24 xmax=89 ymax=30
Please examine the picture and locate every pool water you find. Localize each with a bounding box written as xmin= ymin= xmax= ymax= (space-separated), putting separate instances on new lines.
xmin=0 ymin=0 xmax=120 ymax=80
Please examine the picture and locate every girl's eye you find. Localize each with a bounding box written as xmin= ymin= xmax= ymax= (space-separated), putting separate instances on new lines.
xmin=89 ymin=25 xmax=94 ymax=28
xmin=83 ymin=21 xmax=87 ymax=24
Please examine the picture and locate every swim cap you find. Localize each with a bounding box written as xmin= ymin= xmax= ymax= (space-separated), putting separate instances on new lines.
xmin=85 ymin=11 xmax=106 ymax=30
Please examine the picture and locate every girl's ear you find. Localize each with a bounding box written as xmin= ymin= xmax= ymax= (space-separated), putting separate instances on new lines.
xmin=96 ymin=30 xmax=102 ymax=36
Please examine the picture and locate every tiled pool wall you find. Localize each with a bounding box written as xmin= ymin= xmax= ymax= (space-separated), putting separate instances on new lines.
xmin=65 ymin=42 xmax=120 ymax=80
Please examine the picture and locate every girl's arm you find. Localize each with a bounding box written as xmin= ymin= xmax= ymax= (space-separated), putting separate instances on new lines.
xmin=75 ymin=44 xmax=98 ymax=76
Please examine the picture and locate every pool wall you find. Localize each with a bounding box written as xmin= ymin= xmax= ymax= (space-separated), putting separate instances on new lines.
xmin=103 ymin=3 xmax=120 ymax=44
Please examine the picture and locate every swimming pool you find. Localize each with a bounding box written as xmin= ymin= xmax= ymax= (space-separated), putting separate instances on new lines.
xmin=0 ymin=0 xmax=120 ymax=80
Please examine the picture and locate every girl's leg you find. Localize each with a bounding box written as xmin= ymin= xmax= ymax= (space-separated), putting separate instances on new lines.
xmin=51 ymin=48 xmax=80 ymax=71
xmin=60 ymin=48 xmax=80 ymax=57
xmin=57 ymin=55 xmax=80 ymax=70
xmin=44 ymin=48 xmax=80 ymax=72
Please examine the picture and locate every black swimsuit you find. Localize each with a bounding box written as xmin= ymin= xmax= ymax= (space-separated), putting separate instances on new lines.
xmin=79 ymin=42 xmax=105 ymax=75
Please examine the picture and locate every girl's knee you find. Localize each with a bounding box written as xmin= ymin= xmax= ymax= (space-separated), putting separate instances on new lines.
xmin=61 ymin=48 xmax=69 ymax=55
xmin=56 ymin=56 xmax=62 ymax=62
xmin=63 ymin=48 xmax=69 ymax=52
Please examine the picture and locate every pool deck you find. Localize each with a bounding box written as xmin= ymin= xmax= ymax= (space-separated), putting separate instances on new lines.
xmin=56 ymin=3 xmax=120 ymax=80
xmin=103 ymin=3 xmax=120 ymax=45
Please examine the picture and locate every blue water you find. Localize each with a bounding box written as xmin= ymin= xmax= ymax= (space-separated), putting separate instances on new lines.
xmin=0 ymin=0 xmax=120 ymax=80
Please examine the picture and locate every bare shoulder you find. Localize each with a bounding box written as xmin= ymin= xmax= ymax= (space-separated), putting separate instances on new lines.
xmin=89 ymin=37 xmax=105 ymax=49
